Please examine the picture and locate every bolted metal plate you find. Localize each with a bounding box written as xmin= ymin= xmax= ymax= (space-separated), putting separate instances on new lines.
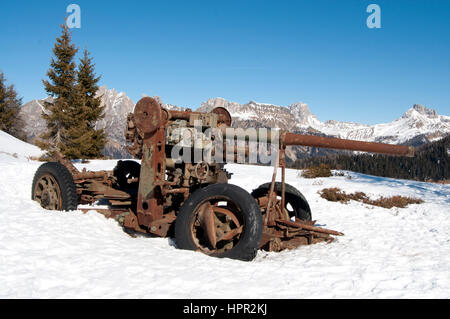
xmin=134 ymin=97 xmax=163 ymax=134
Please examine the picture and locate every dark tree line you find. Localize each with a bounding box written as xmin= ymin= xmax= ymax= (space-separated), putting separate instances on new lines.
xmin=0 ymin=71 xmax=25 ymax=140
xmin=291 ymin=135 xmax=449 ymax=181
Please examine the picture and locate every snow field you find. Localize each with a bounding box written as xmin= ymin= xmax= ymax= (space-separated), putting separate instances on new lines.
xmin=0 ymin=152 xmax=449 ymax=298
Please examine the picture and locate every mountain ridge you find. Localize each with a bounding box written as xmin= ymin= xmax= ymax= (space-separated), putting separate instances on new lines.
xmin=19 ymin=87 xmax=450 ymax=160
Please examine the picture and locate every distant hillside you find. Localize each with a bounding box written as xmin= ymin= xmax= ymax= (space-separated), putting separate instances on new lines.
xmin=292 ymin=135 xmax=450 ymax=182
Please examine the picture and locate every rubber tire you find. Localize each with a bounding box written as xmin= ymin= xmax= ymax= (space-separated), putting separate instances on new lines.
xmin=31 ymin=162 xmax=78 ymax=211
xmin=113 ymin=160 xmax=141 ymax=189
xmin=251 ymin=182 xmax=312 ymax=221
xmin=175 ymin=184 xmax=263 ymax=261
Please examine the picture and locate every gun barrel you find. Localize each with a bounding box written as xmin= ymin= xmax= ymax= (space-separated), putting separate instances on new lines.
xmin=283 ymin=133 xmax=415 ymax=157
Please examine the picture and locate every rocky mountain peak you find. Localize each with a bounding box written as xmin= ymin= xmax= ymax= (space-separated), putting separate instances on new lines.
xmin=403 ymin=104 xmax=438 ymax=119
xmin=209 ymin=97 xmax=230 ymax=107
xmin=288 ymin=102 xmax=320 ymax=128
xmin=199 ymin=98 xmax=242 ymax=113
xmin=289 ymin=101 xmax=310 ymax=115
xmin=289 ymin=102 xmax=313 ymax=118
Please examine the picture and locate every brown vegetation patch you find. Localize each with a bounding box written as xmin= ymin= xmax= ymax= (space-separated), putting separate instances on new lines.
xmin=318 ymin=188 xmax=424 ymax=208
xmin=302 ymin=164 xmax=332 ymax=178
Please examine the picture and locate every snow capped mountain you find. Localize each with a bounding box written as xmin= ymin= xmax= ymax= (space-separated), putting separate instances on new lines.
xmin=311 ymin=104 xmax=450 ymax=145
xmin=198 ymin=98 xmax=298 ymax=130
xmin=94 ymin=86 xmax=134 ymax=158
xmin=197 ymin=98 xmax=449 ymax=161
xmin=19 ymin=89 xmax=449 ymax=160
xmin=200 ymin=98 xmax=450 ymax=145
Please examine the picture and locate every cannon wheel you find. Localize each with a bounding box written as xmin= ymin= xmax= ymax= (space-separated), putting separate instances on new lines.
xmin=175 ymin=184 xmax=263 ymax=261
xmin=113 ymin=160 xmax=141 ymax=189
xmin=251 ymin=182 xmax=312 ymax=221
xmin=31 ymin=162 xmax=78 ymax=211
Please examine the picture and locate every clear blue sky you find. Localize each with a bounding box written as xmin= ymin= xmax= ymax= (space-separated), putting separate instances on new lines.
xmin=1 ymin=0 xmax=449 ymax=124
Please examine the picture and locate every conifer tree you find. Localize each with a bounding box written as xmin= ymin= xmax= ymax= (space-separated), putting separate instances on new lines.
xmin=40 ymin=23 xmax=79 ymax=154
xmin=75 ymin=48 xmax=106 ymax=158
xmin=40 ymin=24 xmax=106 ymax=159
xmin=0 ymin=71 xmax=25 ymax=140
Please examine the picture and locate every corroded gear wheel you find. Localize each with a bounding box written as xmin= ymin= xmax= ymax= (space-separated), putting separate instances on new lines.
xmin=194 ymin=161 xmax=209 ymax=180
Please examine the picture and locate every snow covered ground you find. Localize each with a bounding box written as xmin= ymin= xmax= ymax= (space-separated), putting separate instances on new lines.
xmin=0 ymin=130 xmax=43 ymax=161
xmin=0 ymin=131 xmax=449 ymax=298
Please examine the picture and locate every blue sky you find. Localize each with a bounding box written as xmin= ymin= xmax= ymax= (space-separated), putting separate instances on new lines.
xmin=1 ymin=0 xmax=449 ymax=124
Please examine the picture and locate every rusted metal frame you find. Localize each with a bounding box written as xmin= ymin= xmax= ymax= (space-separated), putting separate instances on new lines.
xmin=120 ymin=208 xmax=148 ymax=233
xmin=193 ymin=199 xmax=244 ymax=252
xmin=79 ymin=193 xmax=94 ymax=204
xmin=219 ymin=226 xmax=243 ymax=242
xmin=109 ymin=201 xmax=132 ymax=206
xmin=165 ymin=187 xmax=190 ymax=201
xmin=275 ymin=219 xmax=344 ymax=236
xmin=136 ymin=127 xmax=168 ymax=236
xmin=259 ymin=226 xmax=332 ymax=251
xmin=265 ymin=147 xmax=280 ymax=226
xmin=149 ymin=212 xmax=177 ymax=228
xmin=71 ymin=166 xmax=132 ymax=206
xmin=280 ymin=141 xmax=286 ymax=219
xmin=197 ymin=202 xmax=217 ymax=249
xmin=83 ymin=180 xmax=130 ymax=199
xmin=255 ymin=196 xmax=269 ymax=209
xmin=276 ymin=223 xmax=330 ymax=239
xmin=273 ymin=202 xmax=288 ymax=221
xmin=52 ymin=150 xmax=80 ymax=175
xmin=294 ymin=218 xmax=316 ymax=226
xmin=212 ymin=206 xmax=241 ymax=229
xmin=163 ymin=188 xmax=189 ymax=195
xmin=258 ymin=203 xmax=343 ymax=251
xmin=125 ymin=114 xmax=143 ymax=158
xmin=73 ymin=170 xmax=111 ymax=181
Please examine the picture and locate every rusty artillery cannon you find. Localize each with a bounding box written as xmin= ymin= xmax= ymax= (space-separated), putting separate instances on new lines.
xmin=31 ymin=97 xmax=414 ymax=261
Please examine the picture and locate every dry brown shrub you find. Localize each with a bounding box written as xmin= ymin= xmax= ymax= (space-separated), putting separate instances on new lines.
xmin=369 ymin=196 xmax=424 ymax=209
xmin=318 ymin=188 xmax=424 ymax=209
xmin=302 ymin=164 xmax=332 ymax=179
xmin=319 ymin=188 xmax=351 ymax=203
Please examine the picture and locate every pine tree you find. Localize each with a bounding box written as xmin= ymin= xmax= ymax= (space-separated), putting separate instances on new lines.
xmin=75 ymin=48 xmax=106 ymax=158
xmin=0 ymin=71 xmax=25 ymax=140
xmin=40 ymin=25 xmax=106 ymax=159
xmin=40 ymin=23 xmax=79 ymax=154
